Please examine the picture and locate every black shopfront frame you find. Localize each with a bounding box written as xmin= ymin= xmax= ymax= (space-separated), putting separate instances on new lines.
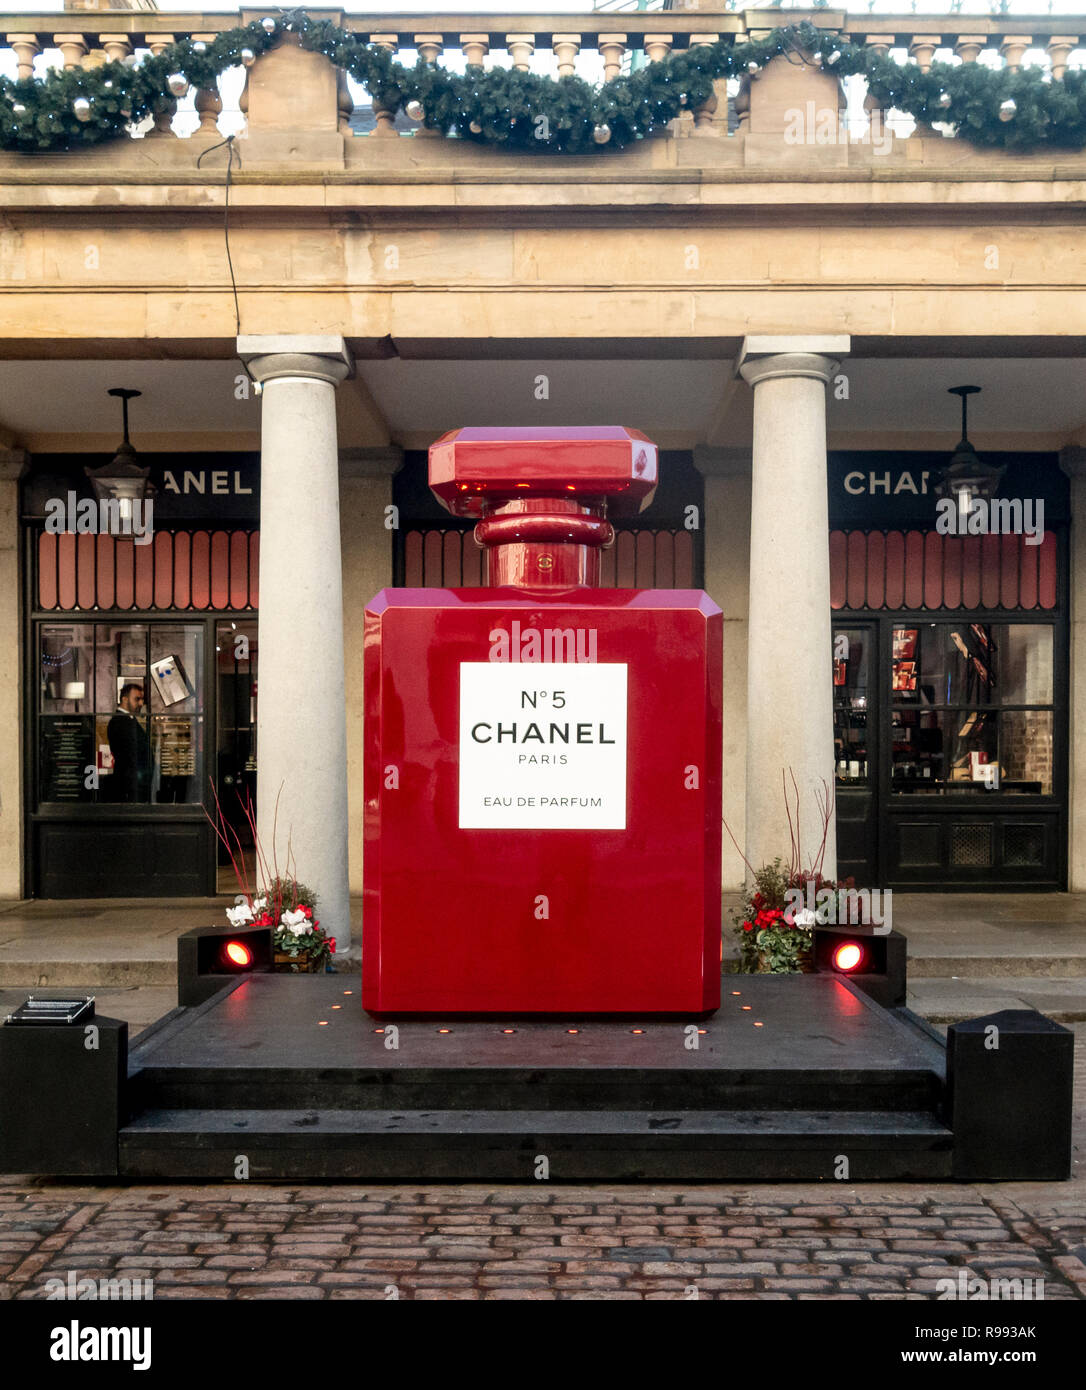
xmin=833 ymin=607 xmax=1068 ymax=891
xmin=24 ymin=604 xmax=258 ymax=898
xmin=21 ymin=453 xmax=260 ymax=899
xmin=829 ymin=451 xmax=1070 ymax=892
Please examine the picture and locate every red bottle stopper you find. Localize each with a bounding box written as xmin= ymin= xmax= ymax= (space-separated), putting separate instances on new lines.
xmin=429 ymin=426 xmax=658 ymax=589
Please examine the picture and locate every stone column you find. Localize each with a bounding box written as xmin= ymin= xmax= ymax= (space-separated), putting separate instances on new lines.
xmin=1060 ymin=446 xmax=1086 ymax=889
xmin=237 ymin=335 xmax=353 ymax=950
xmin=738 ymin=336 xmax=849 ymax=881
xmin=0 ymin=450 xmax=26 ymax=899
xmin=339 ymin=447 xmax=402 ymax=910
xmin=693 ymin=446 xmax=750 ymax=890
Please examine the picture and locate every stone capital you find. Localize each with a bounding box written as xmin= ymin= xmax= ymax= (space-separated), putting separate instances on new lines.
xmin=739 ymin=353 xmax=840 ymax=389
xmin=737 ymin=334 xmax=849 ymax=389
xmin=340 ymin=446 xmax=404 ymax=480
xmin=238 ymin=334 xmax=353 ymax=387
xmin=1059 ymin=445 xmax=1086 ymax=480
xmin=0 ymin=448 xmax=28 ymax=482
xmin=692 ymin=446 xmax=750 ymax=480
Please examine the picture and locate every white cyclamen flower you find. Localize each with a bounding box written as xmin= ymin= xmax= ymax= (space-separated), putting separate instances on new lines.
xmin=280 ymin=908 xmax=312 ymax=934
xmin=793 ymin=908 xmax=817 ymax=927
xmin=251 ymin=896 xmax=268 ymax=913
xmin=227 ymin=902 xmax=254 ymax=926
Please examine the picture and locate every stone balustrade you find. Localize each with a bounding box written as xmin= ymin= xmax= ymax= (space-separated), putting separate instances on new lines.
xmin=1 ymin=8 xmax=1085 ymax=153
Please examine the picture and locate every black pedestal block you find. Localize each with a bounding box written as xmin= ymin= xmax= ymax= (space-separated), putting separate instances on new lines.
xmin=947 ymin=1009 xmax=1073 ymax=1181
xmin=0 ymin=1015 xmax=127 ymax=1176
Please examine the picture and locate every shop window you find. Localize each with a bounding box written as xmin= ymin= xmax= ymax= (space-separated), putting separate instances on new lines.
xmin=833 ymin=627 xmax=870 ymax=783
xmin=890 ymin=623 xmax=1054 ymax=796
xmin=38 ymin=623 xmax=204 ymax=806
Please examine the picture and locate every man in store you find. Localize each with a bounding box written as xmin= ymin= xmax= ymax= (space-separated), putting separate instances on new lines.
xmin=107 ymin=682 xmax=150 ymax=802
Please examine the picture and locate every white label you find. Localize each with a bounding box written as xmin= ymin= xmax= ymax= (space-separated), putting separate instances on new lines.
xmin=458 ymin=662 xmax=628 ymax=829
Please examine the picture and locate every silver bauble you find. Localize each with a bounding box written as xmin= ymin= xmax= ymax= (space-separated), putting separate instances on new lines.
xmin=999 ymin=98 xmax=1017 ymax=121
xmin=469 ymin=120 xmax=482 ymax=134
xmin=192 ymin=41 xmax=207 ymax=56
xmin=241 ymin=48 xmax=256 ymax=67
xmin=261 ymin=18 xmax=276 ymax=34
xmin=938 ymin=92 xmax=952 ymax=109
xmin=12 ymin=102 xmax=26 ymax=115
xmin=747 ymin=61 xmax=759 ymax=75
xmin=592 ymin=122 xmax=611 ymax=144
xmin=406 ymin=100 xmax=424 ymax=121
xmin=73 ymin=97 xmax=91 ymax=122
xmin=103 ymin=80 xmax=112 ymax=90
xmin=167 ymin=72 xmax=188 ymax=97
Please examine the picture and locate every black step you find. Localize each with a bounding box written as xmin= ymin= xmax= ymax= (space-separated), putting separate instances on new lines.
xmin=119 ymin=1107 xmax=953 ymax=1182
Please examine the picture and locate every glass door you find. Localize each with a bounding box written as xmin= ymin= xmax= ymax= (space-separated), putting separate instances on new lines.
xmin=833 ymin=622 xmax=878 ymax=885
xmin=214 ymin=619 xmax=258 ymax=892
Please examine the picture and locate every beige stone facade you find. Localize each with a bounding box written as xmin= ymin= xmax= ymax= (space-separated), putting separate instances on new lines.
xmin=3 ymin=10 xmax=1086 ymax=913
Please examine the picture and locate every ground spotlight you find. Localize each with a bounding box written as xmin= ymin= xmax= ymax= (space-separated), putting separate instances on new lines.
xmin=177 ymin=925 xmax=273 ymax=1007
xmin=833 ymin=942 xmax=864 ymax=972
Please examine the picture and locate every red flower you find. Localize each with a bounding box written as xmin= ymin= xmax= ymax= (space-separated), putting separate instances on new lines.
xmin=742 ymin=921 xmax=754 ymax=932
xmin=301 ymin=905 xmax=312 ymax=918
xmin=329 ymin=939 xmax=336 ymax=953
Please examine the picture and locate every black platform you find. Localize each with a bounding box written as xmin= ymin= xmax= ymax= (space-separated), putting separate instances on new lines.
xmin=120 ymin=974 xmax=953 ymax=1181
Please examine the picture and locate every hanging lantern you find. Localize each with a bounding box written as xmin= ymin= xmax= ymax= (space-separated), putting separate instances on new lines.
xmin=593 ymin=122 xmax=611 ymax=144
xmin=406 ymin=100 xmax=424 ymax=121
xmin=167 ymin=73 xmax=189 ymax=97
xmin=826 ymin=50 xmax=841 ymax=66
xmin=85 ymin=388 xmax=156 ymax=532
xmin=240 ymin=48 xmax=256 ymax=67
xmin=999 ymin=98 xmax=1017 ymax=121
xmin=73 ymin=97 xmax=91 ymax=122
xmin=934 ymin=386 xmax=1005 ymax=521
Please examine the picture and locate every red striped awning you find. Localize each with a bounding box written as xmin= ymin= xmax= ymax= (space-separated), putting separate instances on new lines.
xmin=830 ymin=530 xmax=1057 ymax=612
xmin=38 ymin=530 xmax=259 ymax=612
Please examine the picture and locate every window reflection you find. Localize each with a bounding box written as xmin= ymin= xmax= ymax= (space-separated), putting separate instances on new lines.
xmin=891 ymin=623 xmax=1054 ymax=797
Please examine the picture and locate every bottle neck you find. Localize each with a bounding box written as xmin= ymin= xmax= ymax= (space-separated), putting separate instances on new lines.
xmin=473 ymin=497 xmax=614 ymax=589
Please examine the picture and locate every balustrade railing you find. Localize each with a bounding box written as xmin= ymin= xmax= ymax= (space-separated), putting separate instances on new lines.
xmin=2 ymin=10 xmax=1085 ymax=151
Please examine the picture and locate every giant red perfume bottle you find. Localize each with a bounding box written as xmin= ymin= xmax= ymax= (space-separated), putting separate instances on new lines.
xmin=363 ymin=427 xmax=722 ymax=1015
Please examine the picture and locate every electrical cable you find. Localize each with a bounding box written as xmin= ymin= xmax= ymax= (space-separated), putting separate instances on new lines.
xmin=196 ymin=133 xmax=260 ymax=394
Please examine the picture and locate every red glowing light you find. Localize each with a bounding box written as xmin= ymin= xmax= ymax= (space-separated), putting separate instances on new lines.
xmin=834 ymin=942 xmax=864 ymax=972
xmin=224 ymin=941 xmax=252 ymax=967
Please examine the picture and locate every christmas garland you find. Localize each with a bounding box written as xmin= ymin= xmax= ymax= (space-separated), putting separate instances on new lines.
xmin=3 ymin=13 xmax=1086 ymax=156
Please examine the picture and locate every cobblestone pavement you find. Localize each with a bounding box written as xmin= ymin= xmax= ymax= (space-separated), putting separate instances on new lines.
xmin=1 ymin=1030 xmax=1082 ymax=1303
xmin=0 ymin=1180 xmax=1081 ymax=1302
